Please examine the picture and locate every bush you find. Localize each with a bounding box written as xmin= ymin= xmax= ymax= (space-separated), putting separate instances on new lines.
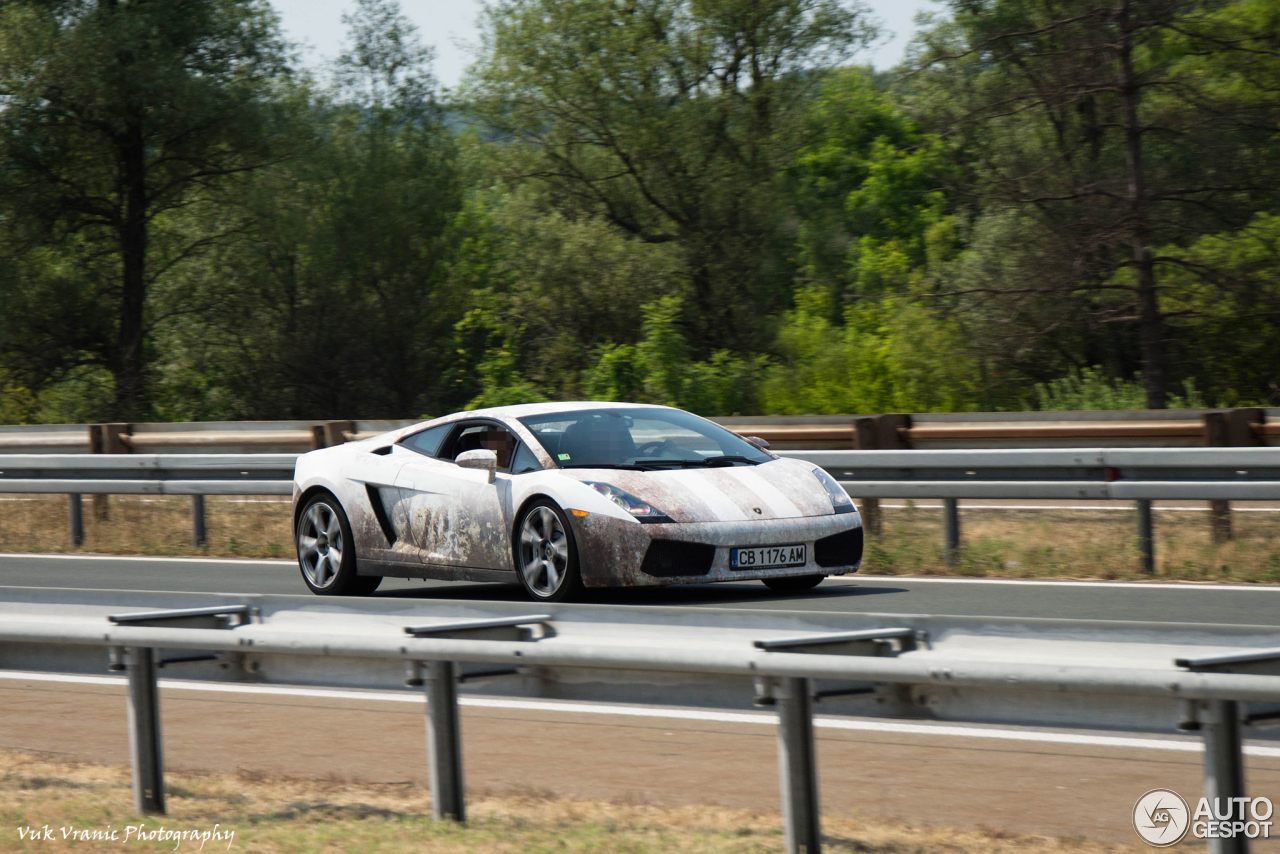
xmin=1032 ymin=368 xmax=1206 ymax=411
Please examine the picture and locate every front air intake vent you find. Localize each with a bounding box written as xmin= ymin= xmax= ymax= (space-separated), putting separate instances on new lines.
xmin=640 ymin=539 xmax=716 ymax=578
xmin=814 ymin=526 xmax=864 ymax=568
xmin=365 ymin=484 xmax=397 ymax=546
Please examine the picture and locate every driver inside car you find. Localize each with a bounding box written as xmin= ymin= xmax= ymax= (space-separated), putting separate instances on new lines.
xmin=481 ymin=428 xmax=518 ymax=470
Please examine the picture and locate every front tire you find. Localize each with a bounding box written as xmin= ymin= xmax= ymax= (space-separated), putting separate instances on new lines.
xmin=296 ymin=493 xmax=381 ymax=596
xmin=762 ymin=574 xmax=825 ymax=593
xmin=514 ymin=499 xmax=583 ymax=602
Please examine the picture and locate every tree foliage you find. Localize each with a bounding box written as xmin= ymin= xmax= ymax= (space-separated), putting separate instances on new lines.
xmin=153 ymin=0 xmax=461 ymax=420
xmin=467 ymin=0 xmax=877 ymax=352
xmin=1 ymin=0 xmax=1278 ymax=424
xmin=908 ymin=0 xmax=1280 ymax=407
xmin=0 ymin=0 xmax=291 ymax=418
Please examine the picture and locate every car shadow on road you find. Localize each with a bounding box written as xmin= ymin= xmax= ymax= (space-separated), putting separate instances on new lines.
xmin=372 ymin=579 xmax=908 ymax=607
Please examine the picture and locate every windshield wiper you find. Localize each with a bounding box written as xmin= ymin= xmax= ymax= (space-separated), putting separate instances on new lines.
xmin=628 ymin=456 xmax=760 ymax=468
xmin=626 ymin=459 xmax=702 ymax=468
xmin=701 ymin=455 xmax=760 ymax=466
xmin=560 ymin=463 xmax=657 ymax=471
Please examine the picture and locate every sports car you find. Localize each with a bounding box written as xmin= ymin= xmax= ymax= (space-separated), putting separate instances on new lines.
xmin=291 ymin=402 xmax=864 ymax=601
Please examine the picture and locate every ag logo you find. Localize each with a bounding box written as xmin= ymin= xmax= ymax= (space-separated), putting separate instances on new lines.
xmin=1134 ymin=789 xmax=1191 ymax=846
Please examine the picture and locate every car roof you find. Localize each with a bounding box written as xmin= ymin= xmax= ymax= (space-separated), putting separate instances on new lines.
xmin=388 ymin=402 xmax=681 ymax=442
xmin=460 ymin=401 xmax=677 ymax=420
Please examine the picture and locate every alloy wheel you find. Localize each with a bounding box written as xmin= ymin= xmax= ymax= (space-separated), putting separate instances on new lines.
xmin=519 ymin=506 xmax=569 ymax=597
xmin=298 ymin=501 xmax=344 ymax=589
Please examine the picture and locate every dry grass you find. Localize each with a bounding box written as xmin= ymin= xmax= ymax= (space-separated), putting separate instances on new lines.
xmin=0 ymin=495 xmax=292 ymax=559
xmin=0 ymin=749 xmax=1133 ymax=853
xmin=861 ymin=502 xmax=1280 ymax=583
xmin=2 ymin=494 xmax=1280 ymax=583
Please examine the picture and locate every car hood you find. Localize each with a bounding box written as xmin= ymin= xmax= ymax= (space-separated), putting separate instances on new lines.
xmin=557 ymin=458 xmax=834 ymax=523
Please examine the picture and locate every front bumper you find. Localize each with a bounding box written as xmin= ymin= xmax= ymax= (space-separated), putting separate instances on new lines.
xmin=567 ymin=511 xmax=863 ymax=588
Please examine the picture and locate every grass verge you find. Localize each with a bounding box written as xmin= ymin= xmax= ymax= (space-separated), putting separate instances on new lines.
xmin=862 ymin=501 xmax=1280 ymax=583
xmin=0 ymin=749 xmax=1132 ymax=853
xmin=1 ymin=494 xmax=1279 ymax=583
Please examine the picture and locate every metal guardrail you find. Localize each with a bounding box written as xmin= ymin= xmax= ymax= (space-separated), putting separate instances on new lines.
xmin=717 ymin=408 xmax=1280 ymax=450
xmin=0 ymin=454 xmax=295 ymax=549
xmin=0 ymin=453 xmax=296 ymax=495
xmin=788 ymin=448 xmax=1280 ymax=501
xmin=6 ymin=448 xmax=1277 ymax=498
xmin=728 ymin=409 xmax=1275 ymax=558
xmin=3 ymin=447 xmax=1279 ymax=570
xmin=1 ymin=588 xmax=1278 ymax=853
xmin=782 ymin=447 xmax=1280 ymax=572
xmin=0 ymin=410 xmax=1272 ymax=555
xmin=1 ymin=408 xmax=1276 ymax=455
xmin=0 ymin=420 xmax=417 ymax=454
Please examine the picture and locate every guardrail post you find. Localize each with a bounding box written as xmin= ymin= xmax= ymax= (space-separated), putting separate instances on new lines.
xmin=92 ymin=422 xmax=131 ymax=522
xmin=67 ymin=494 xmax=84 ymax=547
xmin=857 ymin=499 xmax=881 ymax=537
xmin=876 ymin=413 xmax=912 ymax=451
xmin=776 ymin=677 xmax=820 ymax=854
xmin=852 ymin=417 xmax=885 ymax=536
xmin=125 ymin=647 xmax=165 ymax=814
xmin=324 ymin=420 xmax=355 ymax=448
xmin=865 ymin=414 xmax=912 ymax=541
xmin=1136 ymin=499 xmax=1155 ymax=574
xmin=1205 ymin=413 xmax=1233 ymax=544
xmin=1202 ymin=700 xmax=1247 ymax=854
xmin=190 ymin=496 xmax=207 ymax=548
xmin=943 ymin=499 xmax=960 ymax=567
xmin=424 ymin=660 xmax=464 ymax=822
xmin=1203 ymin=409 xmax=1265 ymax=544
xmin=89 ymin=425 xmax=108 ymax=522
xmin=1209 ymin=501 xmax=1232 ymax=544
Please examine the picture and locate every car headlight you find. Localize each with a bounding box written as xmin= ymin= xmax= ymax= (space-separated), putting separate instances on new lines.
xmin=583 ymin=482 xmax=670 ymax=521
xmin=812 ymin=468 xmax=856 ymax=514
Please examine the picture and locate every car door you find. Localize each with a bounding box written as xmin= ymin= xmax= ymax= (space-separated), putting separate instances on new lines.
xmin=394 ymin=421 xmax=518 ymax=570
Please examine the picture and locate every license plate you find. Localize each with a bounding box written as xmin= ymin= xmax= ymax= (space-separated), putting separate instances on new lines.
xmin=730 ymin=544 xmax=806 ymax=570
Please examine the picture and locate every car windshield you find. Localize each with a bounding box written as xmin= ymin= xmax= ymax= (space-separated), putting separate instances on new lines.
xmin=518 ymin=408 xmax=771 ymax=469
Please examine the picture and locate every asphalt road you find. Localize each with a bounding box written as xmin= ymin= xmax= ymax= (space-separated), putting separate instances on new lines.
xmin=2 ymin=552 xmax=1279 ymax=625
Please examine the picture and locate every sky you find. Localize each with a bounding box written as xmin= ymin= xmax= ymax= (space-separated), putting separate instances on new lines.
xmin=270 ymin=0 xmax=937 ymax=91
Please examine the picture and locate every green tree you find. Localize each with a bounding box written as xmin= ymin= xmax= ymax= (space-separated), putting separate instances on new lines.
xmin=153 ymin=0 xmax=463 ymax=420
xmin=579 ymin=295 xmax=767 ymax=414
xmin=0 ymin=0 xmax=291 ymax=418
xmin=791 ymin=68 xmax=953 ymax=306
xmin=910 ymin=0 xmax=1280 ymax=407
xmin=1158 ymin=213 xmax=1280 ymax=406
xmin=759 ymin=287 xmax=983 ymax=414
xmin=467 ymin=0 xmax=877 ymax=353
xmin=442 ymin=184 xmax=685 ymax=407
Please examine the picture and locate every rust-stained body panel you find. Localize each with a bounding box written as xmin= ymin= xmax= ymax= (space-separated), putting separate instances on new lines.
xmin=554 ymin=461 xmax=833 ymax=523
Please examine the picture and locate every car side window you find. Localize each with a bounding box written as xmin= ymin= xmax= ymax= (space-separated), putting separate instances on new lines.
xmin=511 ymin=443 xmax=543 ymax=474
xmin=447 ymin=423 xmax=519 ymax=472
xmin=400 ymin=424 xmax=450 ymax=457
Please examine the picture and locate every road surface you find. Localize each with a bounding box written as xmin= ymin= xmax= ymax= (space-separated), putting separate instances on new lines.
xmin=2 ymin=552 xmax=1279 ymax=625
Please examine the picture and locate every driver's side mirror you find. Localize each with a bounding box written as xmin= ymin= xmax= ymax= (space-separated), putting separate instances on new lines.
xmin=745 ymin=436 xmax=771 ymax=451
xmin=456 ymin=449 xmax=498 ymax=483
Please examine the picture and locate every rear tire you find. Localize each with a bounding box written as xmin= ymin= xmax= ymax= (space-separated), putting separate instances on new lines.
xmin=296 ymin=493 xmax=382 ymax=596
xmin=514 ymin=499 xmax=583 ymax=602
xmin=762 ymin=574 xmax=825 ymax=593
